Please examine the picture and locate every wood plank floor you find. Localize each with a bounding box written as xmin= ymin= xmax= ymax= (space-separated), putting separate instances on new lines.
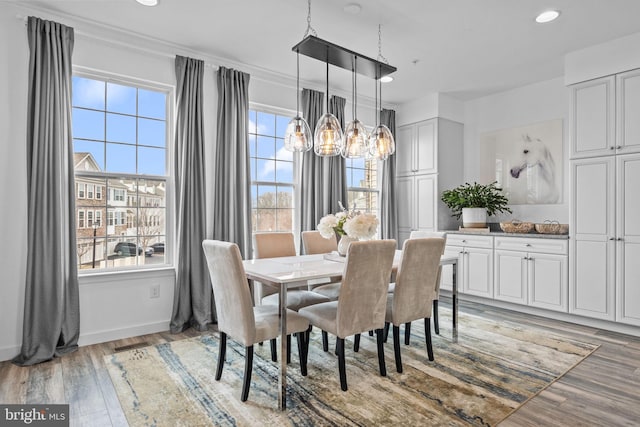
xmin=1 ymin=300 xmax=639 ymax=426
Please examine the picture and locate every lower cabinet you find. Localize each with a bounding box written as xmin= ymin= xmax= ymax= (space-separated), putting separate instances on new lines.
xmin=444 ymin=234 xmax=494 ymax=298
xmin=494 ymin=237 xmax=569 ymax=312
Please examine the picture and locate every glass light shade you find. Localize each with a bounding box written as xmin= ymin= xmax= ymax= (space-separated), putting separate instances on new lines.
xmin=368 ymin=124 xmax=396 ymax=160
xmin=341 ymin=119 xmax=369 ymax=158
xmin=314 ymin=113 xmax=344 ymax=157
xmin=284 ymin=116 xmax=313 ymax=152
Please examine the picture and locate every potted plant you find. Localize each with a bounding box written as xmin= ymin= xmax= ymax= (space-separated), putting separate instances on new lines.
xmin=441 ymin=181 xmax=512 ymax=228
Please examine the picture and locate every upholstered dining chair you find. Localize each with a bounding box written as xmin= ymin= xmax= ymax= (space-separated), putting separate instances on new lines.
xmin=254 ymin=232 xmax=330 ymax=362
xmin=386 ymin=237 xmax=445 ymax=372
xmin=201 ymin=240 xmax=310 ymax=402
xmin=299 ymin=240 xmax=396 ymax=391
xmin=301 ymin=230 xmax=342 ymax=301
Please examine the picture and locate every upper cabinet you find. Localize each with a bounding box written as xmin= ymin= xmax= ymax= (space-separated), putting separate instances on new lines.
xmin=570 ymin=76 xmax=615 ymax=159
xmin=571 ymin=72 xmax=640 ymax=159
xmin=396 ymin=119 xmax=437 ymax=176
xmin=617 ymin=69 xmax=640 ymax=155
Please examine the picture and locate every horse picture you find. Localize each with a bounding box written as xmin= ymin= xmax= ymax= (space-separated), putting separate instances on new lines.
xmin=479 ymin=119 xmax=563 ymax=205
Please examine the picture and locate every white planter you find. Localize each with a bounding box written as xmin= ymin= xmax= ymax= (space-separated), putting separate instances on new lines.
xmin=462 ymin=208 xmax=487 ymax=228
xmin=337 ymin=235 xmax=358 ymax=256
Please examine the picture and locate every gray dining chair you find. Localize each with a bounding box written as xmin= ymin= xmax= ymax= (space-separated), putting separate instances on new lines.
xmin=202 ymin=239 xmax=310 ymax=402
xmin=301 ymin=230 xmax=342 ymax=300
xmin=385 ymin=237 xmax=445 ymax=372
xmin=299 ymin=240 xmax=396 ymax=391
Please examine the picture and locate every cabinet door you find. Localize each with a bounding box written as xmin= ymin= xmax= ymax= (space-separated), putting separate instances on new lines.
xmin=396 ymin=125 xmax=415 ymax=176
xmin=529 ymin=253 xmax=568 ymax=312
xmin=570 ymin=158 xmax=616 ymax=320
xmin=415 ymin=120 xmax=437 ymax=174
xmin=396 ymin=176 xmax=414 ymax=240
xmin=494 ymin=250 xmax=527 ymax=304
xmin=617 ymin=70 xmax=640 ymax=154
xmin=463 ymin=247 xmax=493 ymax=298
xmin=440 ymin=246 xmax=461 ymax=292
xmin=571 ymin=76 xmax=615 ymax=159
xmin=616 ymin=154 xmax=640 ymax=325
xmin=415 ymin=174 xmax=436 ymax=232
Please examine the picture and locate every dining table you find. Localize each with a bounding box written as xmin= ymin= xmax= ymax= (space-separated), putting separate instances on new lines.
xmin=242 ymin=250 xmax=458 ymax=410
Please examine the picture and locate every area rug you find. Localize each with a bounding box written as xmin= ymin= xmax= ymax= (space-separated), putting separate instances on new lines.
xmin=105 ymin=308 xmax=598 ymax=426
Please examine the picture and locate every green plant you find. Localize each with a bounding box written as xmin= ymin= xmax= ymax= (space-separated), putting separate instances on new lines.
xmin=441 ymin=181 xmax=512 ymax=219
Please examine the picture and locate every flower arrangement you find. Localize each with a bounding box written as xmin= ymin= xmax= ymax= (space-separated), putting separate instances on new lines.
xmin=317 ymin=202 xmax=378 ymax=240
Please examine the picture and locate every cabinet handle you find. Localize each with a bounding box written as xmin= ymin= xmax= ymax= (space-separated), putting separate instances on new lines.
xmin=617 ymin=146 xmax=622 ymax=149
xmin=525 ymin=243 xmax=531 ymax=247
xmin=610 ymin=146 xmax=615 ymax=150
xmin=461 ymin=240 xmax=467 ymax=243
xmin=609 ymin=237 xmax=615 ymax=241
xmin=617 ymin=237 xmax=623 ymax=241
xmin=528 ymin=257 xmax=534 ymax=261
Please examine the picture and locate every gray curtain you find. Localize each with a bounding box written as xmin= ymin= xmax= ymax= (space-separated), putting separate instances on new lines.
xmin=212 ymin=66 xmax=252 ymax=258
xmin=13 ymin=17 xmax=79 ymax=366
xmin=300 ymin=90 xmax=348 ymax=233
xmin=380 ymin=108 xmax=398 ymax=241
xmin=170 ymin=56 xmax=212 ymax=333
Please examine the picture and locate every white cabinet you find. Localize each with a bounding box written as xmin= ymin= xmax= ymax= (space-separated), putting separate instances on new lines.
xmin=397 ymin=174 xmax=436 ymax=243
xmin=396 ymin=118 xmax=463 ymax=247
xmin=494 ymin=237 xmax=568 ymax=311
xmin=446 ymin=234 xmax=493 ymax=298
xmin=570 ymin=76 xmax=615 ymax=159
xmin=616 ymin=69 xmax=640 ymax=155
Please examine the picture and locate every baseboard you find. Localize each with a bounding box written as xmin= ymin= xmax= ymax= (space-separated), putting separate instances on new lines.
xmin=442 ymin=292 xmax=640 ymax=338
xmin=77 ymin=320 xmax=171 ymax=347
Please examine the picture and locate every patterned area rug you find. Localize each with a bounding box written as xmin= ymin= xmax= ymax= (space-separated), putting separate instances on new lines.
xmin=105 ymin=308 xmax=598 ymax=426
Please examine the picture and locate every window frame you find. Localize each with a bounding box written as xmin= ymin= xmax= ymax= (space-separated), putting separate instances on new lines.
xmin=72 ymin=68 xmax=174 ymax=275
xmin=346 ymin=157 xmax=381 ymax=217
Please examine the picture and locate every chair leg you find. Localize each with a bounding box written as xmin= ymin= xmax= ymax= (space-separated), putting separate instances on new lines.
xmin=270 ymin=338 xmax=277 ymax=362
xmin=241 ymin=345 xmax=254 ymax=402
xmin=368 ymin=330 xmax=374 ymax=336
xmin=383 ymin=322 xmax=390 ymax=343
xmin=393 ymin=325 xmax=403 ymax=373
xmin=287 ymin=334 xmax=292 ymax=364
xmin=304 ymin=325 xmax=313 ymax=367
xmin=433 ymin=300 xmax=440 ymax=335
xmin=336 ymin=337 xmax=347 ymax=391
xmin=404 ymin=322 xmax=411 ymax=345
xmin=322 ymin=330 xmax=329 ymax=352
xmin=375 ymin=328 xmax=387 ymax=377
xmin=215 ymin=332 xmax=227 ymax=381
xmin=353 ymin=333 xmax=361 ymax=352
xmin=424 ymin=317 xmax=434 ymax=361
xmin=296 ymin=332 xmax=307 ymax=376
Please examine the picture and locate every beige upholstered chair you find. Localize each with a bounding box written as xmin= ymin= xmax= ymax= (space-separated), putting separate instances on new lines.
xmin=254 ymin=232 xmax=330 ymax=362
xmin=301 ymin=230 xmax=338 ymax=254
xmin=202 ymin=240 xmax=309 ymax=402
xmin=299 ymin=240 xmax=396 ymax=391
xmin=385 ymin=237 xmax=445 ymax=372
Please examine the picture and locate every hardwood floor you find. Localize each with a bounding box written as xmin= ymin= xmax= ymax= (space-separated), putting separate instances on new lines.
xmin=1 ymin=301 xmax=639 ymax=426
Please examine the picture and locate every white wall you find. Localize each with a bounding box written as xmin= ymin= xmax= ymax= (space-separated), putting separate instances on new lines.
xmin=463 ymin=77 xmax=570 ymax=224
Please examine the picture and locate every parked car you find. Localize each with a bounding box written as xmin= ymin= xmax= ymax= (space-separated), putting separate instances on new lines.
xmin=150 ymin=242 xmax=165 ymax=253
xmin=114 ymin=242 xmax=142 ymax=256
xmin=144 ymin=246 xmax=154 ymax=257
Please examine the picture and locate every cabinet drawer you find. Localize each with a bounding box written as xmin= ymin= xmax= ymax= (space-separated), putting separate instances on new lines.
xmin=447 ymin=234 xmax=493 ymax=248
xmin=494 ymin=237 xmax=568 ymax=255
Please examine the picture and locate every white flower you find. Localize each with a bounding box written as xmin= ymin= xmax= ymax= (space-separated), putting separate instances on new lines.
xmin=317 ymin=214 xmax=339 ymax=239
xmin=343 ymin=213 xmax=378 ymax=239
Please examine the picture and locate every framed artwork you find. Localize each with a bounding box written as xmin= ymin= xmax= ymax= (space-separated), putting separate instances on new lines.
xmin=479 ymin=119 xmax=563 ymax=205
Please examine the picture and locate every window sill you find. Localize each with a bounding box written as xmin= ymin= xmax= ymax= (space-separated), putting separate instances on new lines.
xmin=78 ymin=265 xmax=175 ymax=285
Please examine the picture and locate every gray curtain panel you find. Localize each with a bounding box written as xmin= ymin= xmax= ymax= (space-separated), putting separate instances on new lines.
xmin=300 ymin=90 xmax=348 ymax=233
xmin=170 ymin=56 xmax=212 ymax=333
xmin=212 ymin=66 xmax=252 ymax=259
xmin=13 ymin=17 xmax=80 ymax=366
xmin=380 ymin=108 xmax=398 ymax=241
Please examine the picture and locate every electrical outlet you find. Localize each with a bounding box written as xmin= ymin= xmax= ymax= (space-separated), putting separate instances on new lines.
xmin=150 ymin=284 xmax=160 ymax=299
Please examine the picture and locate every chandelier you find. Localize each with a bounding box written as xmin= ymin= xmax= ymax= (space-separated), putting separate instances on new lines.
xmin=284 ymin=0 xmax=396 ymax=160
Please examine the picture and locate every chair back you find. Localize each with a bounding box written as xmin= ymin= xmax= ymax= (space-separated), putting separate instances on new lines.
xmin=391 ymin=238 xmax=445 ymax=325
xmin=409 ymin=230 xmax=447 ymax=243
xmin=254 ymin=232 xmax=296 ymax=259
xmin=202 ymin=240 xmax=256 ymax=346
xmin=301 ymin=230 xmax=338 ymax=254
xmin=336 ymin=240 xmax=396 ymax=338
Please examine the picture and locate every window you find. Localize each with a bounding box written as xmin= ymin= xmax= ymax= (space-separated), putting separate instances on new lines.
xmin=248 ymin=109 xmax=295 ymax=233
xmin=72 ymin=74 xmax=169 ymax=271
xmin=346 ymin=157 xmax=379 ymax=215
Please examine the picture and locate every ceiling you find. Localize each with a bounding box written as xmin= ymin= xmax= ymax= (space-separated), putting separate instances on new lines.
xmin=12 ymin=0 xmax=640 ymax=104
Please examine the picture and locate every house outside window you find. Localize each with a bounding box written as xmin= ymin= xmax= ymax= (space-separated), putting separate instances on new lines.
xmin=346 ymin=157 xmax=379 ymax=216
xmin=72 ymin=73 xmax=170 ymax=271
xmin=248 ymin=108 xmax=295 ymax=235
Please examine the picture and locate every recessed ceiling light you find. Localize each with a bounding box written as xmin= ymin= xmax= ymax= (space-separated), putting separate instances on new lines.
xmin=136 ymin=0 xmax=158 ymax=6
xmin=380 ymin=76 xmax=393 ymax=83
xmin=343 ymin=3 xmax=361 ymax=14
xmin=535 ymin=10 xmax=560 ymax=23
